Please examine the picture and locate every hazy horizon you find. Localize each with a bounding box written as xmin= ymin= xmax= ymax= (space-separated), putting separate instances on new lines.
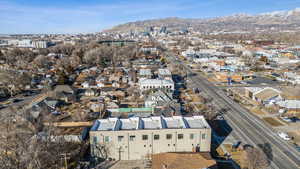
xmin=1 ymin=0 xmax=300 ymax=34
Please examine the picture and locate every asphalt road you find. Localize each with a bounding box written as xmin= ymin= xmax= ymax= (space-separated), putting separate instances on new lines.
xmin=168 ymin=55 xmax=300 ymax=169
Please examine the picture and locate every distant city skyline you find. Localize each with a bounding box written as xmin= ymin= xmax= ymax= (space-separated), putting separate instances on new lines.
xmin=1 ymin=0 xmax=300 ymax=34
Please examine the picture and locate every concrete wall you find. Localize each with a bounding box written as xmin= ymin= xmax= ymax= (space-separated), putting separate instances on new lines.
xmin=90 ymin=128 xmax=211 ymax=160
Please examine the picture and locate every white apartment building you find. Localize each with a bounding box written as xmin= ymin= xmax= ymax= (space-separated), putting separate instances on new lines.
xmin=139 ymin=78 xmax=174 ymax=91
xmin=18 ymin=39 xmax=33 ymax=48
xmin=17 ymin=39 xmax=49 ymax=48
xmin=158 ymin=68 xmax=172 ymax=79
xmin=140 ymin=47 xmax=157 ymax=53
xmin=32 ymin=41 xmax=49 ymax=48
xmin=90 ymin=116 xmax=211 ymax=160
xmin=139 ymin=69 xmax=152 ymax=78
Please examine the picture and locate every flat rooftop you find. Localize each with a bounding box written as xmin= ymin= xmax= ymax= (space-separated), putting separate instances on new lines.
xmin=158 ymin=69 xmax=172 ymax=76
xmin=91 ymin=116 xmax=210 ymax=131
xmin=139 ymin=78 xmax=174 ymax=85
xmin=139 ymin=69 xmax=152 ymax=76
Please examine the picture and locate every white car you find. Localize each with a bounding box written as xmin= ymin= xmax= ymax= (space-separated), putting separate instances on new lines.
xmin=278 ymin=132 xmax=291 ymax=141
xmin=280 ymin=117 xmax=292 ymax=123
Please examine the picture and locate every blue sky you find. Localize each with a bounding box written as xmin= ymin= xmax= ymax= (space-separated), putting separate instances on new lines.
xmin=0 ymin=0 xmax=300 ymax=34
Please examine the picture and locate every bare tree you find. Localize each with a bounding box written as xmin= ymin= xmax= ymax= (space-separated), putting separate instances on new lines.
xmin=242 ymin=146 xmax=269 ymax=169
xmin=83 ymin=47 xmax=112 ymax=67
xmin=33 ymin=55 xmax=52 ymax=69
xmin=49 ymin=44 xmax=75 ymax=56
xmin=1 ymin=48 xmax=36 ymax=67
xmin=0 ymin=108 xmax=85 ymax=169
xmin=0 ymin=71 xmax=31 ymax=97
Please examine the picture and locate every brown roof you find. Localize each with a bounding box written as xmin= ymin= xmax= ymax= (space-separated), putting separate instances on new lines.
xmin=54 ymin=85 xmax=74 ymax=94
xmin=281 ymin=86 xmax=300 ymax=100
xmin=151 ymin=152 xmax=217 ymax=169
xmin=254 ymin=88 xmax=280 ymax=101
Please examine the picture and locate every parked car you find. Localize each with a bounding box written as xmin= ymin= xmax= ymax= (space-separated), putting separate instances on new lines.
xmin=294 ymin=144 xmax=300 ymax=152
xmin=281 ymin=117 xmax=293 ymax=123
xmin=12 ymin=98 xmax=23 ymax=103
xmin=281 ymin=116 xmax=300 ymax=123
xmin=296 ymin=146 xmax=300 ymax=152
xmin=290 ymin=117 xmax=300 ymax=123
xmin=277 ymin=132 xmax=291 ymax=141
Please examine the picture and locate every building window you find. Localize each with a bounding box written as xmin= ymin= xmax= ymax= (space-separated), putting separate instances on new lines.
xmin=104 ymin=136 xmax=110 ymax=143
xmin=202 ymin=134 xmax=206 ymax=139
xmin=118 ymin=136 xmax=124 ymax=142
xmin=178 ymin=134 xmax=184 ymax=139
xmin=154 ymin=134 xmax=160 ymax=140
xmin=142 ymin=135 xmax=148 ymax=140
xmin=190 ymin=134 xmax=194 ymax=140
xmin=130 ymin=135 xmax=136 ymax=141
xmin=166 ymin=134 xmax=172 ymax=140
xmin=93 ymin=136 xmax=98 ymax=144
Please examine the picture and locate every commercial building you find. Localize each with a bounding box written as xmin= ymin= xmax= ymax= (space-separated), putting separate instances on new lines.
xmin=90 ymin=116 xmax=211 ymax=160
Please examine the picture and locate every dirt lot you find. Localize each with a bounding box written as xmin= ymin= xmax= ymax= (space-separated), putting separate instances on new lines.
xmin=288 ymin=131 xmax=300 ymax=145
xmin=251 ymin=107 xmax=267 ymax=116
xmin=262 ymin=117 xmax=284 ymax=127
xmin=223 ymin=144 xmax=244 ymax=167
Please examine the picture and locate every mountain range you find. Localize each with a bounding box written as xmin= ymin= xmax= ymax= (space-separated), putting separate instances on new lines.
xmin=106 ymin=8 xmax=300 ymax=33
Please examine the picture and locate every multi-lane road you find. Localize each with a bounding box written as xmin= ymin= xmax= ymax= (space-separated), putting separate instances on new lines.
xmin=168 ymin=55 xmax=300 ymax=169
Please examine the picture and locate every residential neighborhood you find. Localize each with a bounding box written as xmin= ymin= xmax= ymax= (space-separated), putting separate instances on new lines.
xmin=1 ymin=1 xmax=300 ymax=169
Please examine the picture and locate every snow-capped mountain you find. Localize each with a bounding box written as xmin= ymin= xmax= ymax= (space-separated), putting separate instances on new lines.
xmin=260 ymin=8 xmax=300 ymax=17
xmin=106 ymin=8 xmax=300 ymax=33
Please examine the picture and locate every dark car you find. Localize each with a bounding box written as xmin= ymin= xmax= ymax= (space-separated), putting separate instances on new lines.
xmin=12 ymin=98 xmax=23 ymax=103
xmin=290 ymin=117 xmax=300 ymax=123
xmin=294 ymin=144 xmax=300 ymax=152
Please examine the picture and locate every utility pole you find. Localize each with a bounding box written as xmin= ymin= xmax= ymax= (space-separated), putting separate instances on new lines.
xmin=60 ymin=153 xmax=71 ymax=169
xmin=112 ymin=44 xmax=116 ymax=73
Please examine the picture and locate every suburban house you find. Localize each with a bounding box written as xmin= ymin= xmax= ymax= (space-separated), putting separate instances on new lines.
xmin=54 ymin=85 xmax=75 ymax=95
xmin=53 ymin=85 xmax=76 ymax=102
xmin=144 ymin=90 xmax=181 ymax=115
xmin=144 ymin=90 xmax=174 ymax=108
xmin=90 ymin=116 xmax=211 ymax=160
